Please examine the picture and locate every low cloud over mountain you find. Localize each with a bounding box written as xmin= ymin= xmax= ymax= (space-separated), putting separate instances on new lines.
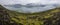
xmin=3 ymin=3 xmax=60 ymax=13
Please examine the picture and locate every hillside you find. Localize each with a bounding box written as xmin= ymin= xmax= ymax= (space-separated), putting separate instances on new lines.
xmin=0 ymin=5 xmax=60 ymax=25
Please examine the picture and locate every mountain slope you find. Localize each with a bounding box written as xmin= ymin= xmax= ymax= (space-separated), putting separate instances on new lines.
xmin=0 ymin=5 xmax=11 ymax=25
xmin=0 ymin=5 xmax=60 ymax=25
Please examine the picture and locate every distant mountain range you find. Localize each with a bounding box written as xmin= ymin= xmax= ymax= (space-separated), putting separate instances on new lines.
xmin=4 ymin=3 xmax=60 ymax=8
xmin=3 ymin=3 xmax=60 ymax=13
xmin=4 ymin=4 xmax=46 ymax=8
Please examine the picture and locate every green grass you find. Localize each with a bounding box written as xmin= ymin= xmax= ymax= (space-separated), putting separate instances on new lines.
xmin=7 ymin=7 xmax=60 ymax=25
xmin=0 ymin=5 xmax=60 ymax=25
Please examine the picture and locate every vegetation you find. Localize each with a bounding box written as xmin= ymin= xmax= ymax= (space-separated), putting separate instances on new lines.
xmin=0 ymin=5 xmax=60 ymax=25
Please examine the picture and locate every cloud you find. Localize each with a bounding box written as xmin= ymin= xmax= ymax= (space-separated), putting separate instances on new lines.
xmin=1 ymin=0 xmax=60 ymax=13
xmin=0 ymin=0 xmax=60 ymax=5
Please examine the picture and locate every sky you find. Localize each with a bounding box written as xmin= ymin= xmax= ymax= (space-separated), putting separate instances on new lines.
xmin=0 ymin=0 xmax=60 ymax=5
xmin=0 ymin=0 xmax=60 ymax=13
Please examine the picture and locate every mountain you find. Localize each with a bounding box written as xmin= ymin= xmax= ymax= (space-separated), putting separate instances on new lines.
xmin=3 ymin=4 xmax=56 ymax=13
xmin=0 ymin=5 xmax=23 ymax=25
xmin=0 ymin=5 xmax=11 ymax=25
xmin=4 ymin=4 xmax=23 ymax=8
xmin=25 ymin=3 xmax=60 ymax=7
xmin=0 ymin=5 xmax=60 ymax=25
xmin=25 ymin=3 xmax=46 ymax=7
xmin=4 ymin=3 xmax=60 ymax=8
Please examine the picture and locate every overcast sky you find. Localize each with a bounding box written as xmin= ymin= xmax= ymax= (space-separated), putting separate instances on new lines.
xmin=0 ymin=0 xmax=60 ymax=5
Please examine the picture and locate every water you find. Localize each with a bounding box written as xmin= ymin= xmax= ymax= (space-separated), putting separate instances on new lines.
xmin=3 ymin=5 xmax=56 ymax=13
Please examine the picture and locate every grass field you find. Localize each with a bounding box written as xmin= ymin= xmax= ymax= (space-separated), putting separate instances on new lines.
xmin=0 ymin=5 xmax=60 ymax=25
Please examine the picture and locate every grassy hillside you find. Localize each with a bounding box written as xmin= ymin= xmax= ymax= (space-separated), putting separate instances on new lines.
xmin=0 ymin=5 xmax=60 ymax=25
